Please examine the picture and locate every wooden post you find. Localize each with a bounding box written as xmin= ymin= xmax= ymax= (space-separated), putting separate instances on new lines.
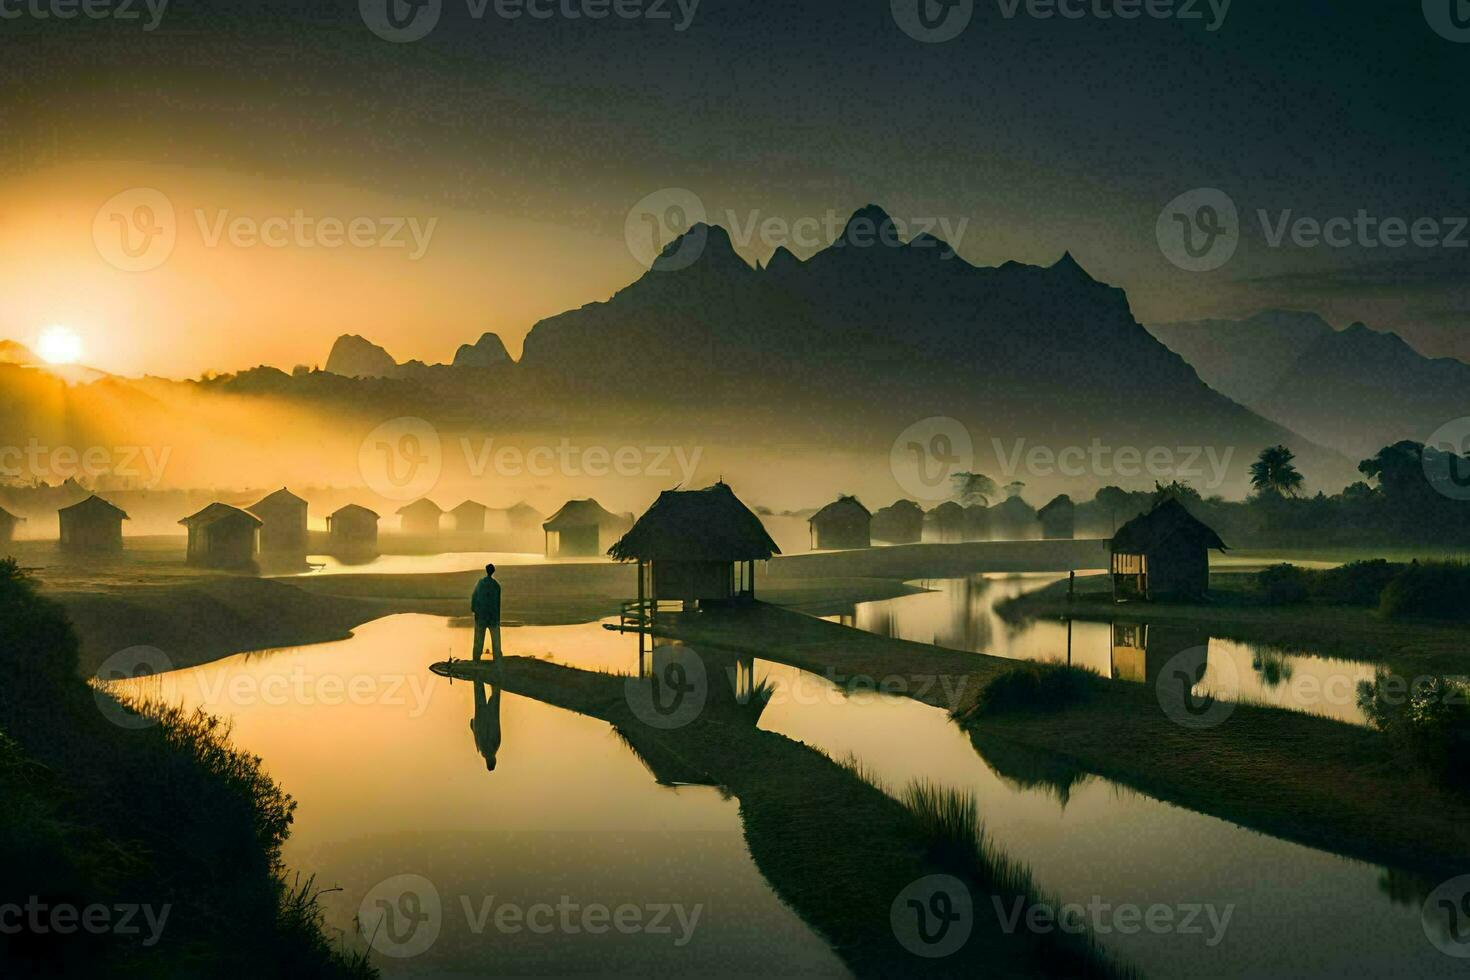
xmin=1068 ymin=569 xmax=1075 ymax=600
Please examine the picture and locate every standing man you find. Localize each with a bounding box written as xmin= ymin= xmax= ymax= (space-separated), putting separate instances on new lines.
xmin=471 ymin=563 xmax=502 ymax=662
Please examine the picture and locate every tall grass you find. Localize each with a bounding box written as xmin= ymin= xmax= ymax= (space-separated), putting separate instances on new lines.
xmin=969 ymin=663 xmax=1099 ymax=718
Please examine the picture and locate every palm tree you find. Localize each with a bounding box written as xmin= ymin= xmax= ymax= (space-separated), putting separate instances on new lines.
xmin=1250 ymin=445 xmax=1304 ymax=498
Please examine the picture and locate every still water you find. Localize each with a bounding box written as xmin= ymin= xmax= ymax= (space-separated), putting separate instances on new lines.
xmin=113 ymin=613 xmax=1448 ymax=977
xmin=826 ymin=573 xmax=1381 ymax=725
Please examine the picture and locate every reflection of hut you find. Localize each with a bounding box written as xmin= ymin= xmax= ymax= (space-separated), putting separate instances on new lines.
xmin=248 ymin=487 xmax=308 ymax=554
xmin=449 ymin=500 xmax=488 ymax=533
xmin=58 ymin=495 xmax=128 ymax=552
xmin=963 ymin=504 xmax=990 ymax=542
xmin=1038 ymin=494 xmax=1075 ymax=540
xmin=989 ymin=496 xmax=1038 ymax=540
xmin=871 ymin=500 xmax=924 ymax=544
xmin=543 ymin=499 xmax=632 ymax=558
xmin=180 ymin=503 xmax=261 ymax=569
xmin=1110 ymin=499 xmax=1226 ymax=601
xmin=924 ymin=501 xmax=965 ymax=542
xmin=327 ymin=504 xmax=379 ymax=553
xmin=1111 ymin=621 xmax=1212 ymax=686
xmin=396 ymin=498 xmax=443 ymax=535
xmin=609 ymin=482 xmax=779 ymax=613
xmin=1109 ymin=622 xmax=1149 ymax=682
xmin=808 ymin=496 xmax=871 ymax=550
xmin=0 ymin=506 xmax=23 ymax=544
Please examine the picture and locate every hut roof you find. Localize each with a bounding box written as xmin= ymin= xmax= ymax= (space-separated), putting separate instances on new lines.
xmin=991 ymin=496 xmax=1036 ymax=518
xmin=1038 ymin=494 xmax=1074 ymax=518
xmin=1111 ymin=499 xmax=1226 ymax=554
xmin=330 ymin=504 xmax=380 ymax=521
xmin=179 ymin=502 xmax=262 ymax=529
xmin=881 ymin=499 xmax=925 ymax=516
xmin=505 ymin=501 xmax=541 ymax=518
xmin=0 ymin=506 xmax=23 ymax=524
xmin=396 ymin=498 xmax=443 ymax=517
xmin=808 ymin=495 xmax=871 ymax=526
xmin=249 ymin=487 xmax=306 ymax=514
xmin=928 ymin=500 xmax=964 ymax=519
xmin=450 ymin=500 xmax=488 ymax=516
xmin=543 ymin=498 xmax=624 ymax=531
xmin=59 ymin=494 xmax=129 ymax=521
xmin=608 ymin=482 xmax=779 ymax=562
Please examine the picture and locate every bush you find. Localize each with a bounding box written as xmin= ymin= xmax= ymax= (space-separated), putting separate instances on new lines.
xmin=1378 ymin=561 xmax=1470 ymax=621
xmin=1256 ymin=563 xmax=1309 ymax=604
xmin=1357 ymin=672 xmax=1470 ymax=789
xmin=973 ymin=663 xmax=1098 ymax=717
xmin=1314 ymin=560 xmax=1403 ymax=606
xmin=0 ymin=558 xmax=80 ymax=687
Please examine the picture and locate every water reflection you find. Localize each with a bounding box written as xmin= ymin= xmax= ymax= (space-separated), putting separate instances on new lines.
xmin=470 ymin=680 xmax=502 ymax=772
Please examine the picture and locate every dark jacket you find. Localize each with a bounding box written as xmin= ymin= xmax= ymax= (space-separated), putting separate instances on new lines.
xmin=471 ymin=576 xmax=501 ymax=626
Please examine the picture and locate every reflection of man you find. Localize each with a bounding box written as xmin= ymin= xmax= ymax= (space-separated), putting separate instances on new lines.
xmin=471 ymin=563 xmax=502 ymax=662
xmin=470 ymin=681 xmax=502 ymax=772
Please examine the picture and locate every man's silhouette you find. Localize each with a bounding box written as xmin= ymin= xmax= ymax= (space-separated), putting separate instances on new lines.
xmin=470 ymin=680 xmax=502 ymax=772
xmin=471 ymin=563 xmax=502 ymax=662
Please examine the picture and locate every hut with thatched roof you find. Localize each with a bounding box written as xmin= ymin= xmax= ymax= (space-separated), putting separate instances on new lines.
xmin=989 ymin=495 xmax=1038 ymax=540
xmin=449 ymin=500 xmax=488 ymax=533
xmin=1110 ymin=499 xmax=1226 ymax=601
xmin=609 ymin=482 xmax=778 ymax=611
xmin=1038 ymin=494 xmax=1075 ymax=540
xmin=808 ymin=495 xmax=871 ymax=550
xmin=0 ymin=506 xmax=23 ymax=545
xmin=962 ymin=503 xmax=990 ymax=542
xmin=58 ymin=495 xmax=128 ymax=552
xmin=248 ymin=487 xmax=308 ymax=554
xmin=397 ymin=498 xmax=443 ymax=535
xmin=180 ymin=503 xmax=261 ymax=569
xmin=328 ymin=504 xmax=379 ymax=554
xmin=543 ymin=499 xmax=632 ymax=558
xmin=871 ymin=500 xmax=924 ymax=544
xmin=923 ymin=501 xmax=965 ymax=543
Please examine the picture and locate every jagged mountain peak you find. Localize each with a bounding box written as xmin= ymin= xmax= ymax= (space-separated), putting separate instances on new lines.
xmin=832 ymin=204 xmax=903 ymax=250
xmin=650 ymin=222 xmax=748 ymax=275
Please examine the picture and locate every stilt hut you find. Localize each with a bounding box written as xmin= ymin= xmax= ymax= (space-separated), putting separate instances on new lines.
xmin=962 ymin=503 xmax=991 ymax=542
xmin=1110 ymin=499 xmax=1226 ymax=601
xmin=923 ymin=501 xmax=965 ymax=543
xmin=58 ymin=495 xmax=128 ymax=553
xmin=1038 ymin=494 xmax=1076 ymax=540
xmin=396 ymin=498 xmax=443 ymax=535
xmin=989 ymin=495 xmax=1038 ymax=540
xmin=179 ymin=503 xmax=261 ymax=569
xmin=609 ymin=482 xmax=779 ymax=615
xmin=542 ymin=498 xmax=631 ymax=557
xmin=871 ymin=500 xmax=924 ymax=544
xmin=0 ymin=506 xmax=22 ymax=544
xmin=808 ymin=495 xmax=871 ymax=550
xmin=248 ymin=487 xmax=308 ymax=554
xmin=327 ymin=504 xmax=380 ymax=554
xmin=449 ymin=500 xmax=488 ymax=533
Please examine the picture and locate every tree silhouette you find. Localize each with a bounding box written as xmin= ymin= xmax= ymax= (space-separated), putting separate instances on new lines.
xmin=1250 ymin=445 xmax=1304 ymax=498
xmin=950 ymin=472 xmax=997 ymax=507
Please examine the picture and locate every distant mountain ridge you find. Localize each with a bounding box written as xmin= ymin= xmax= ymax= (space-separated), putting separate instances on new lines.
xmin=1149 ymin=312 xmax=1470 ymax=458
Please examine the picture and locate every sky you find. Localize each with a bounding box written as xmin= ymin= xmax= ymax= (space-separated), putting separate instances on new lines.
xmin=0 ymin=0 xmax=1466 ymax=377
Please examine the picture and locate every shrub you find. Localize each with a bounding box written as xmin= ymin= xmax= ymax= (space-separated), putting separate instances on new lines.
xmin=1256 ymin=563 xmax=1309 ymax=604
xmin=1357 ymin=672 xmax=1470 ymax=790
xmin=0 ymin=558 xmax=80 ymax=687
xmin=1314 ymin=560 xmax=1402 ymax=606
xmin=1378 ymin=561 xmax=1470 ymax=621
xmin=973 ymin=663 xmax=1097 ymax=717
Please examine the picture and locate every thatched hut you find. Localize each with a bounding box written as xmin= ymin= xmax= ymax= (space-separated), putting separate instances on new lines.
xmin=248 ymin=487 xmax=308 ymax=554
xmin=543 ymin=498 xmax=631 ymax=557
xmin=923 ymin=500 xmax=965 ymax=543
xmin=396 ymin=498 xmax=443 ymax=535
xmin=327 ymin=504 xmax=380 ymax=554
xmin=808 ymin=495 xmax=871 ymax=550
xmin=180 ymin=503 xmax=261 ymax=569
xmin=0 ymin=506 xmax=23 ymax=545
xmin=1037 ymin=494 xmax=1075 ymax=540
xmin=609 ymin=482 xmax=778 ymax=610
xmin=449 ymin=500 xmax=488 ymax=533
xmin=58 ymin=495 xmax=128 ymax=553
xmin=962 ymin=503 xmax=990 ymax=542
xmin=989 ymin=495 xmax=1038 ymax=540
xmin=871 ymin=500 xmax=924 ymax=544
xmin=1110 ymin=499 xmax=1226 ymax=601
xmin=504 ymin=501 xmax=543 ymax=529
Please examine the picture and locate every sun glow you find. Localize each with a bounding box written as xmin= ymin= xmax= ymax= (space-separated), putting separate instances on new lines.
xmin=36 ymin=325 xmax=84 ymax=365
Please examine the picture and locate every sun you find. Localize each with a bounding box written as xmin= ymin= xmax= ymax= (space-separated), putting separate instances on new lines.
xmin=36 ymin=325 xmax=84 ymax=365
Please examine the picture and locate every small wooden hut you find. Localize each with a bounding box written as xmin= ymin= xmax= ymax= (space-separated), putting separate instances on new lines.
xmin=989 ymin=495 xmax=1038 ymax=540
xmin=180 ymin=503 xmax=262 ymax=569
xmin=0 ymin=506 xmax=23 ymax=545
xmin=609 ymin=482 xmax=778 ymax=613
xmin=248 ymin=487 xmax=308 ymax=554
xmin=923 ymin=501 xmax=965 ymax=543
xmin=871 ymin=500 xmax=924 ymax=544
xmin=58 ymin=495 xmax=128 ymax=553
xmin=808 ymin=495 xmax=871 ymax=550
xmin=504 ymin=501 xmax=543 ymax=530
xmin=543 ymin=499 xmax=631 ymax=557
xmin=1110 ymin=499 xmax=1226 ymax=601
xmin=962 ymin=503 xmax=990 ymax=542
xmin=328 ymin=504 xmax=380 ymax=553
xmin=396 ymin=498 xmax=443 ymax=535
xmin=1037 ymin=494 xmax=1076 ymax=540
xmin=449 ymin=500 xmax=488 ymax=533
